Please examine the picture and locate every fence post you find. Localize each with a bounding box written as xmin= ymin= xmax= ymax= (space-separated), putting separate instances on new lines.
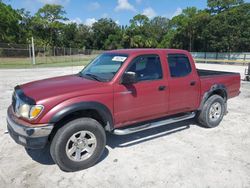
xmin=28 ymin=44 xmax=32 ymax=64
xmin=44 ymin=46 xmax=46 ymax=64
xmin=244 ymin=53 xmax=246 ymax=66
xmin=31 ymin=37 xmax=36 ymax=65
xmin=64 ymin=47 xmax=66 ymax=62
xmin=70 ymin=47 xmax=72 ymax=62
xmin=248 ymin=63 xmax=250 ymax=75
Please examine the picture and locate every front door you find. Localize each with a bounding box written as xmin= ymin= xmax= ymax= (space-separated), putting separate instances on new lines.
xmin=114 ymin=54 xmax=168 ymax=127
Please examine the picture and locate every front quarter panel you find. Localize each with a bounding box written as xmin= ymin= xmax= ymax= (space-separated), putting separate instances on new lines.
xmin=38 ymin=93 xmax=114 ymax=124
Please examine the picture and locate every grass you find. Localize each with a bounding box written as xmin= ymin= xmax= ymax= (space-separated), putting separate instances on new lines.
xmin=0 ymin=55 xmax=98 ymax=69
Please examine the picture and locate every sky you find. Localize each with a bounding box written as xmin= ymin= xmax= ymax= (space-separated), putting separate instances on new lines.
xmin=3 ymin=0 xmax=250 ymax=26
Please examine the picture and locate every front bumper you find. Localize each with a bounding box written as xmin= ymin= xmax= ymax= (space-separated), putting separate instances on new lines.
xmin=7 ymin=107 xmax=53 ymax=149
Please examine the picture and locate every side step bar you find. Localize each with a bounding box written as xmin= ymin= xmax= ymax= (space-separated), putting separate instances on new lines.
xmin=113 ymin=112 xmax=196 ymax=135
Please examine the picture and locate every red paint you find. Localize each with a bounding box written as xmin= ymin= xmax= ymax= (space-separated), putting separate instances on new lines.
xmin=16 ymin=49 xmax=240 ymax=128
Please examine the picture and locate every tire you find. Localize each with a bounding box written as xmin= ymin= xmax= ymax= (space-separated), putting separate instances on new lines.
xmin=197 ymin=94 xmax=225 ymax=128
xmin=50 ymin=118 xmax=106 ymax=172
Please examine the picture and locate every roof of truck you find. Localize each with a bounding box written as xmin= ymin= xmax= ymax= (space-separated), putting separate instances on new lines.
xmin=106 ymin=48 xmax=189 ymax=55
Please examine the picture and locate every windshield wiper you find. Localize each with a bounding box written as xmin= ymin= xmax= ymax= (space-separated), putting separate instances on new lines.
xmin=84 ymin=73 xmax=103 ymax=82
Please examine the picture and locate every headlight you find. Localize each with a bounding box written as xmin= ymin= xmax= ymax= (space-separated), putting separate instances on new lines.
xmin=18 ymin=104 xmax=44 ymax=120
xmin=19 ymin=104 xmax=30 ymax=118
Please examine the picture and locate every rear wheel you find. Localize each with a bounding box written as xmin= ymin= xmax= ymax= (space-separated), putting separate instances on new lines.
xmin=50 ymin=118 xmax=106 ymax=172
xmin=197 ymin=95 xmax=226 ymax=128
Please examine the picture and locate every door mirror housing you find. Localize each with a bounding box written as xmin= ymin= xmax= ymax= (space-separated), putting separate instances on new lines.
xmin=121 ymin=72 xmax=137 ymax=84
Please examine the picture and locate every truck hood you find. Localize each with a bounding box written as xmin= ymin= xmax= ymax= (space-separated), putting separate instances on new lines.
xmin=20 ymin=74 xmax=111 ymax=102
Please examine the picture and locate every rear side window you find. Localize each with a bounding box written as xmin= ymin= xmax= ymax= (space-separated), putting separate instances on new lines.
xmin=167 ymin=54 xmax=192 ymax=77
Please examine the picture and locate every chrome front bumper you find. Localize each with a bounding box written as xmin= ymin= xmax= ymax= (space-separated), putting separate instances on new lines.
xmin=7 ymin=107 xmax=54 ymax=149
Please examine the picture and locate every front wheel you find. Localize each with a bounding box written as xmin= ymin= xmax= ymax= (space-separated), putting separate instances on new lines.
xmin=197 ymin=94 xmax=226 ymax=128
xmin=50 ymin=118 xmax=106 ymax=172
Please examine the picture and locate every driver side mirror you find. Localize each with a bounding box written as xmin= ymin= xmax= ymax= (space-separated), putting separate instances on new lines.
xmin=121 ymin=71 xmax=137 ymax=84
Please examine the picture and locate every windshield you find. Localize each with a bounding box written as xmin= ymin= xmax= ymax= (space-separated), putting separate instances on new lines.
xmin=79 ymin=53 xmax=128 ymax=82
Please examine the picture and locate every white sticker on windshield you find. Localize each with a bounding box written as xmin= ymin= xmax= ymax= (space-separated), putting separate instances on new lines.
xmin=112 ymin=56 xmax=127 ymax=62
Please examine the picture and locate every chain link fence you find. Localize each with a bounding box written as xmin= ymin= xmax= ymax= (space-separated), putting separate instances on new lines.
xmin=0 ymin=43 xmax=102 ymax=68
xmin=1 ymin=42 xmax=250 ymax=68
xmin=191 ymin=52 xmax=250 ymax=65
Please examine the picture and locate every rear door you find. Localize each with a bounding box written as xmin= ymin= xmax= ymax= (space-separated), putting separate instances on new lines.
xmin=166 ymin=53 xmax=200 ymax=113
xmin=114 ymin=54 xmax=168 ymax=127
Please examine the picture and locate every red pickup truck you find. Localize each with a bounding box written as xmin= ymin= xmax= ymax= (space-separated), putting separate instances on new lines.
xmin=7 ymin=49 xmax=240 ymax=171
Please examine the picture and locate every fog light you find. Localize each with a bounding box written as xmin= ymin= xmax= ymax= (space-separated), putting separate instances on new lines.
xmin=26 ymin=129 xmax=34 ymax=136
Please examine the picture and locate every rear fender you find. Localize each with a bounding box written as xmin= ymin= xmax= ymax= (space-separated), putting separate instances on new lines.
xmin=199 ymin=84 xmax=228 ymax=111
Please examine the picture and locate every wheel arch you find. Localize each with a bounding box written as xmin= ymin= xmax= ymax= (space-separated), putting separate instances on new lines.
xmin=49 ymin=102 xmax=114 ymax=134
xmin=199 ymin=84 xmax=228 ymax=111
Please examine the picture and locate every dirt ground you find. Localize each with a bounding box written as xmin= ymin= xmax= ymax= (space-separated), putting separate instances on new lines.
xmin=0 ymin=63 xmax=249 ymax=188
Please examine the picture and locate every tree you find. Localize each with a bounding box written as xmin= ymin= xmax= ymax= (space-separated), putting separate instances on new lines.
xmin=61 ymin=23 xmax=78 ymax=47
xmin=205 ymin=3 xmax=250 ymax=52
xmin=191 ymin=10 xmax=211 ymax=51
xmin=0 ymin=2 xmax=21 ymax=42
xmin=207 ymin=0 xmax=244 ymax=13
xmin=0 ymin=1 xmax=249 ymax=52
xmin=16 ymin=8 xmax=33 ymax=43
xmin=32 ymin=4 xmax=68 ymax=46
xmin=159 ymin=30 xmax=175 ymax=48
xmin=126 ymin=14 xmax=154 ymax=48
xmin=75 ymin=24 xmax=92 ymax=49
xmin=91 ymin=18 xmax=120 ymax=49
xmin=129 ymin=14 xmax=149 ymax=28
xmin=149 ymin=16 xmax=170 ymax=47
xmin=104 ymin=32 xmax=123 ymax=50
xmin=35 ymin=4 xmax=67 ymax=23
xmin=170 ymin=7 xmax=199 ymax=51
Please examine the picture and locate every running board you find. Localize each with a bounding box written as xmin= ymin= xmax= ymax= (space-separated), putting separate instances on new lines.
xmin=113 ymin=112 xmax=196 ymax=135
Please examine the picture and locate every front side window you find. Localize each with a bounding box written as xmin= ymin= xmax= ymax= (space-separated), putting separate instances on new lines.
xmin=80 ymin=53 xmax=128 ymax=82
xmin=126 ymin=55 xmax=163 ymax=81
xmin=167 ymin=54 xmax=192 ymax=77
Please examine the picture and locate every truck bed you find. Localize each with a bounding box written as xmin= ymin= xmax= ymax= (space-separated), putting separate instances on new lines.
xmin=197 ymin=69 xmax=241 ymax=99
xmin=197 ymin=69 xmax=239 ymax=77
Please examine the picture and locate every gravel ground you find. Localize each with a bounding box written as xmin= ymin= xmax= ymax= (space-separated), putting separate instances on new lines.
xmin=0 ymin=63 xmax=249 ymax=188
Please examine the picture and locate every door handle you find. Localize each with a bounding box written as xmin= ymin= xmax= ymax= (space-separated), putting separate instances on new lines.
xmin=158 ymin=85 xmax=166 ymax=91
xmin=190 ymin=81 xmax=196 ymax=86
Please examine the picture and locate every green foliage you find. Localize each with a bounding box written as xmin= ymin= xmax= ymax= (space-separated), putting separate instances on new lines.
xmin=32 ymin=4 xmax=68 ymax=46
xmin=0 ymin=2 xmax=21 ymax=42
xmin=0 ymin=1 xmax=249 ymax=52
xmin=170 ymin=7 xmax=199 ymax=51
xmin=35 ymin=4 xmax=67 ymax=23
xmin=207 ymin=0 xmax=244 ymax=13
xmin=16 ymin=9 xmax=33 ymax=43
xmin=104 ymin=32 xmax=123 ymax=50
xmin=91 ymin=18 xmax=120 ymax=50
xmin=205 ymin=3 xmax=250 ymax=52
xmin=149 ymin=16 xmax=170 ymax=47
